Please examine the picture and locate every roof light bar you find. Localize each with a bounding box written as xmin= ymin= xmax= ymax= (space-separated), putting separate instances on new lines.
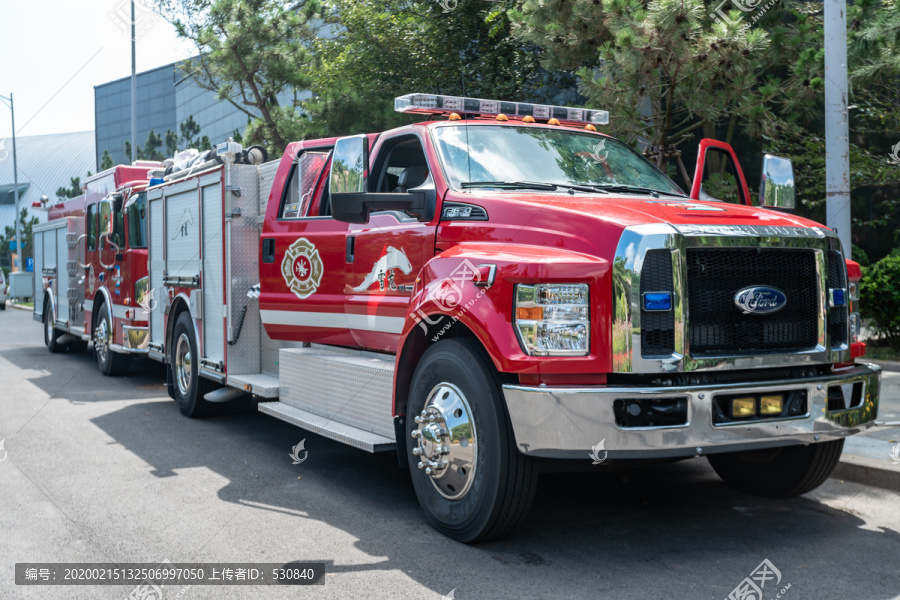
xmin=394 ymin=93 xmax=609 ymax=126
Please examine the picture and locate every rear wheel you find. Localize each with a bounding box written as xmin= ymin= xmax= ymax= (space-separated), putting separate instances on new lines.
xmin=406 ymin=338 xmax=538 ymax=543
xmin=44 ymin=302 xmax=63 ymax=353
xmin=93 ymin=304 xmax=132 ymax=376
xmin=170 ymin=312 xmax=217 ymax=417
xmin=708 ymin=439 xmax=844 ymax=498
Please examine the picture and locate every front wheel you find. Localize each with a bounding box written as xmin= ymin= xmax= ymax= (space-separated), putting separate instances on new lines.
xmin=170 ymin=312 xmax=217 ymax=417
xmin=93 ymin=304 xmax=132 ymax=376
xmin=708 ymin=439 xmax=844 ymax=498
xmin=44 ymin=303 xmax=63 ymax=353
xmin=406 ymin=338 xmax=538 ymax=543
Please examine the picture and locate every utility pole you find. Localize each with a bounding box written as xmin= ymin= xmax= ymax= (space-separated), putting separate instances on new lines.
xmin=824 ymin=0 xmax=852 ymax=255
xmin=131 ymin=0 xmax=137 ymax=164
xmin=0 ymin=92 xmax=23 ymax=271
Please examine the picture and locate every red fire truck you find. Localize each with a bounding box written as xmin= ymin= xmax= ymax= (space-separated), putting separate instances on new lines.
xmin=33 ymin=163 xmax=159 ymax=374
xmin=39 ymin=94 xmax=882 ymax=543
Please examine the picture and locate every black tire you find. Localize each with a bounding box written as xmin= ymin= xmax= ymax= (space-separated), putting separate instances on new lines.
xmin=44 ymin=302 xmax=63 ymax=353
xmin=170 ymin=312 xmax=217 ymax=417
xmin=406 ymin=338 xmax=538 ymax=543
xmin=708 ymin=439 xmax=845 ymax=498
xmin=93 ymin=304 xmax=132 ymax=376
xmin=0 ymin=302 xmax=6 ymax=310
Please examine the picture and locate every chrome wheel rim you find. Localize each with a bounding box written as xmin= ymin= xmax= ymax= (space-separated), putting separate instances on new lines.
xmin=94 ymin=317 xmax=110 ymax=364
xmin=45 ymin=312 xmax=51 ymax=343
xmin=174 ymin=333 xmax=192 ymax=396
xmin=411 ymin=383 xmax=478 ymax=500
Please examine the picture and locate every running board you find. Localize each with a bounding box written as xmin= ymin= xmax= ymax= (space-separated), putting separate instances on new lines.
xmin=258 ymin=401 xmax=396 ymax=452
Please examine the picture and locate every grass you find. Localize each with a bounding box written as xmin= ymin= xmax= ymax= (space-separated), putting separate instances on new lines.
xmin=865 ymin=342 xmax=900 ymax=362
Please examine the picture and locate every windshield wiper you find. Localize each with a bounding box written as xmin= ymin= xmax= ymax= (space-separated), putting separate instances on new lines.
xmin=461 ymin=180 xmax=559 ymax=190
xmin=461 ymin=181 xmax=609 ymax=194
xmin=590 ymin=184 xmax=686 ymax=198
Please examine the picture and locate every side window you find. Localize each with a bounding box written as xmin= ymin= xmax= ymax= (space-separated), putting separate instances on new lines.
xmin=112 ymin=212 xmax=125 ymax=248
xmin=375 ymin=137 xmax=429 ymax=194
xmin=86 ymin=204 xmax=97 ymax=251
xmin=280 ymin=150 xmax=331 ymax=219
xmin=699 ymin=148 xmax=746 ymax=204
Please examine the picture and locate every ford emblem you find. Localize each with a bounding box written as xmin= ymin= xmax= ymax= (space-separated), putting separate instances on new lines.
xmin=733 ymin=286 xmax=787 ymax=315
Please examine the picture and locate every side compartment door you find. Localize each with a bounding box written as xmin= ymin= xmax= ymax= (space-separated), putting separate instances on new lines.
xmin=260 ymin=146 xmax=354 ymax=345
xmin=690 ymin=139 xmax=752 ymax=205
xmin=147 ymin=187 xmax=166 ymax=356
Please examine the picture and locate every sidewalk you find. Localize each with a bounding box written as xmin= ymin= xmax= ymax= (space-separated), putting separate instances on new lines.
xmin=834 ymin=360 xmax=900 ymax=491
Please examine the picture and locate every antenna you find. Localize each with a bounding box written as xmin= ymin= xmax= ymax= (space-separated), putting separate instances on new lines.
xmin=459 ymin=52 xmax=472 ymax=184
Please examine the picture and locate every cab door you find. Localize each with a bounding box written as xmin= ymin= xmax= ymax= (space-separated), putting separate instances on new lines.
xmin=690 ymin=139 xmax=752 ymax=205
xmin=259 ymin=144 xmax=355 ymax=346
xmin=344 ymin=132 xmax=438 ymax=353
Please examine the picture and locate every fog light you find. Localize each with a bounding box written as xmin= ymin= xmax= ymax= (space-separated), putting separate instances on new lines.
xmin=731 ymin=397 xmax=756 ymax=418
xmin=760 ymin=395 xmax=784 ymax=415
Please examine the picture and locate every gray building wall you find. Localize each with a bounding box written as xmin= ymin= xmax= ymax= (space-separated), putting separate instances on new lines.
xmin=94 ymin=63 xmax=178 ymax=170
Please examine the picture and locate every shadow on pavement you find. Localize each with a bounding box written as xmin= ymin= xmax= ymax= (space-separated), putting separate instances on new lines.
xmin=90 ymin=398 xmax=900 ymax=600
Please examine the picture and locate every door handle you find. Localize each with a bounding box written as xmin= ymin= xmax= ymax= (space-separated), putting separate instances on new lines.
xmin=262 ymin=238 xmax=275 ymax=263
xmin=346 ymin=236 xmax=355 ymax=264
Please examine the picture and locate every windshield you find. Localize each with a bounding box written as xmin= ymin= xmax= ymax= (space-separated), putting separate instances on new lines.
xmin=126 ymin=192 xmax=147 ymax=249
xmin=432 ymin=125 xmax=684 ymax=195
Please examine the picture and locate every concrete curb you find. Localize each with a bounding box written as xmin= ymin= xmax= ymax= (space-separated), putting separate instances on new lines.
xmin=7 ymin=302 xmax=32 ymax=312
xmin=833 ymin=454 xmax=900 ymax=493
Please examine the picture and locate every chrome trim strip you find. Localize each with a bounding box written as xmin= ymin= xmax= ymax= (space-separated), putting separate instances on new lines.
xmin=109 ymin=342 xmax=150 ymax=355
xmin=503 ymin=362 xmax=880 ymax=459
xmin=612 ymin=223 xmax=851 ymax=374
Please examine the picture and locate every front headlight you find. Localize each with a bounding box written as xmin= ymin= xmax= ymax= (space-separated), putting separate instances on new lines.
xmin=515 ymin=283 xmax=589 ymax=356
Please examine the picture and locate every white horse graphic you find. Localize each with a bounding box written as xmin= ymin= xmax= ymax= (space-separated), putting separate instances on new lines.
xmin=352 ymin=246 xmax=413 ymax=292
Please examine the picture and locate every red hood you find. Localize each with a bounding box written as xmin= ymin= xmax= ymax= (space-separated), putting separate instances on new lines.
xmin=438 ymin=190 xmax=829 ymax=260
xmin=478 ymin=191 xmax=819 ymax=228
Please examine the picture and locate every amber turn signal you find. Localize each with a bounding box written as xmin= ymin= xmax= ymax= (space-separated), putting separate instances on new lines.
xmin=516 ymin=306 xmax=544 ymax=321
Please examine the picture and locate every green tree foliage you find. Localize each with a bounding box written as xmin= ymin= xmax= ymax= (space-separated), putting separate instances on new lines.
xmin=164 ymin=116 xmax=212 ymax=157
xmin=55 ymin=176 xmax=83 ymax=201
xmin=297 ymin=0 xmax=559 ymax=138
xmin=100 ymin=150 xmax=114 ymax=170
xmin=0 ymin=208 xmax=40 ymax=267
xmin=153 ymin=0 xmax=327 ymax=155
xmin=860 ymin=251 xmax=900 ymax=349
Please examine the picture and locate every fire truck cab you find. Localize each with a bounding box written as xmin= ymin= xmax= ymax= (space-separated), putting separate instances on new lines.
xmin=34 ymin=163 xmax=158 ymax=374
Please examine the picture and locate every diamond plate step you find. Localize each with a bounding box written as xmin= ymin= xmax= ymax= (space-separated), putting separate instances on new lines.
xmin=227 ymin=373 xmax=279 ymax=398
xmin=258 ymin=401 xmax=396 ymax=453
xmin=277 ymin=346 xmax=396 ymax=442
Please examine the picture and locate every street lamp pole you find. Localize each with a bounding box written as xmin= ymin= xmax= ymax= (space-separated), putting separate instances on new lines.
xmin=824 ymin=0 xmax=852 ymax=255
xmin=0 ymin=92 xmax=23 ymax=271
xmin=131 ymin=0 xmax=137 ymax=164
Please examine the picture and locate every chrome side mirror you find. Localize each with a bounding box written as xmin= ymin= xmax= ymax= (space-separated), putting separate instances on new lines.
xmin=759 ymin=155 xmax=796 ymax=210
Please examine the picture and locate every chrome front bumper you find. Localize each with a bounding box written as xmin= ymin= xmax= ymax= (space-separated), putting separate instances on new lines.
xmin=502 ymin=363 xmax=881 ymax=459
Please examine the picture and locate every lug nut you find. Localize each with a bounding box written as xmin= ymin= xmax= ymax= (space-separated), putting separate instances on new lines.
xmin=412 ymin=448 xmax=422 ymax=456
xmin=417 ymin=462 xmax=424 ymax=469
xmin=425 ymin=467 xmax=433 ymax=475
xmin=411 ymin=430 xmax=421 ymax=438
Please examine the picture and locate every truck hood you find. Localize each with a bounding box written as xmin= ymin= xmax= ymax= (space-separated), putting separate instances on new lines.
xmin=476 ymin=191 xmax=819 ymax=229
xmin=438 ymin=191 xmax=829 ymax=259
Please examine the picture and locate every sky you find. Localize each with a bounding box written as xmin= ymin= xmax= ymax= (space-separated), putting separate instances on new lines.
xmin=0 ymin=0 xmax=196 ymax=140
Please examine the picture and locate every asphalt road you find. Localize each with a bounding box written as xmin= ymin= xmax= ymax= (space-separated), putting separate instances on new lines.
xmin=1 ymin=306 xmax=899 ymax=600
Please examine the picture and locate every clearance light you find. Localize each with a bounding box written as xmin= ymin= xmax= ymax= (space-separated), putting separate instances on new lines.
xmin=760 ymin=395 xmax=784 ymax=415
xmin=548 ymin=118 xmax=560 ymax=125
xmin=515 ymin=284 xmax=589 ymax=356
xmin=394 ymin=93 xmax=609 ymax=126
xmin=848 ymin=280 xmax=861 ymax=344
xmin=731 ymin=397 xmax=756 ymax=418
xmin=642 ymin=292 xmax=672 ymax=311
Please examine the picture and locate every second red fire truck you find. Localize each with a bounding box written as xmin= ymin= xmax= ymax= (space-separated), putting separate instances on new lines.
xmin=34 ymin=94 xmax=882 ymax=542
